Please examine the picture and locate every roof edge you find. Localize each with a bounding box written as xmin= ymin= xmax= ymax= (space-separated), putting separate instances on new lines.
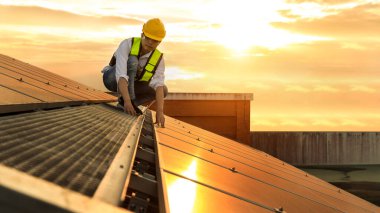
xmin=165 ymin=93 xmax=254 ymax=101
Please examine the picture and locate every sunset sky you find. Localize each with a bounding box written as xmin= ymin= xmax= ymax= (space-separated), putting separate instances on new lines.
xmin=1 ymin=0 xmax=379 ymax=131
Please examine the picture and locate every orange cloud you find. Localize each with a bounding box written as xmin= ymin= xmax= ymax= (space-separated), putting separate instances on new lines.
xmin=0 ymin=5 xmax=142 ymax=29
xmin=273 ymin=3 xmax=380 ymax=38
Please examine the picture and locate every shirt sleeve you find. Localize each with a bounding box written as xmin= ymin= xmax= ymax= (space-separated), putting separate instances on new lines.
xmin=149 ymin=56 xmax=165 ymax=90
xmin=115 ymin=38 xmax=132 ymax=84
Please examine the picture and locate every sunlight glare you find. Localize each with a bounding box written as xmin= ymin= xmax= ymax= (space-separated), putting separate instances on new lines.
xmin=167 ymin=161 xmax=198 ymax=213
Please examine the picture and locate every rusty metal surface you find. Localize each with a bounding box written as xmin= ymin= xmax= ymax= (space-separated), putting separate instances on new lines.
xmin=0 ymin=104 xmax=138 ymax=197
xmin=154 ymin=113 xmax=379 ymax=213
xmin=0 ymin=54 xmax=117 ymax=113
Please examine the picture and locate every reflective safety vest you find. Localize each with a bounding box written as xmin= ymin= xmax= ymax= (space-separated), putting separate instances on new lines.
xmin=130 ymin=37 xmax=163 ymax=82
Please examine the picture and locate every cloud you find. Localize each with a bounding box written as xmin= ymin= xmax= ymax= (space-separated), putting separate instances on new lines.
xmin=165 ymin=67 xmax=205 ymax=80
xmin=350 ymin=85 xmax=377 ymax=93
xmin=341 ymin=119 xmax=367 ymax=126
xmin=285 ymin=0 xmax=357 ymax=4
xmin=0 ymin=5 xmax=142 ymax=29
xmin=312 ymin=119 xmax=338 ymax=127
xmin=273 ymin=3 xmax=380 ymax=38
xmin=313 ymin=85 xmax=340 ymax=93
xmin=285 ymin=85 xmax=310 ymax=93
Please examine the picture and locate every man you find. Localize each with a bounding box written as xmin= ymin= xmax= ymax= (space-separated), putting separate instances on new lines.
xmin=102 ymin=18 xmax=168 ymax=127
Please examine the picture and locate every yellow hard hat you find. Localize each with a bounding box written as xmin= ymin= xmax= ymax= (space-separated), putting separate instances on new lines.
xmin=142 ymin=18 xmax=166 ymax=41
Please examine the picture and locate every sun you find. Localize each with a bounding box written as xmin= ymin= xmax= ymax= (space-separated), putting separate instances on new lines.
xmin=192 ymin=0 xmax=329 ymax=53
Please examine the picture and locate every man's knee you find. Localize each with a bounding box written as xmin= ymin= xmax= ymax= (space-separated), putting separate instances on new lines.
xmin=102 ymin=66 xmax=117 ymax=92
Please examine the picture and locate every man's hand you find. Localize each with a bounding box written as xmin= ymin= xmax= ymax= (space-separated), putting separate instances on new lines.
xmin=118 ymin=78 xmax=137 ymax=115
xmin=155 ymin=110 xmax=165 ymax=127
xmin=124 ymin=100 xmax=136 ymax=115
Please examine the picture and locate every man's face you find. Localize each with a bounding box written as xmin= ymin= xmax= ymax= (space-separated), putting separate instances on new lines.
xmin=141 ymin=33 xmax=161 ymax=52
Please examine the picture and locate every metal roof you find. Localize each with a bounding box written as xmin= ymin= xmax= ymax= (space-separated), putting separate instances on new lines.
xmin=0 ymin=104 xmax=137 ymax=196
xmin=153 ymin=112 xmax=379 ymax=213
xmin=0 ymin=54 xmax=116 ymax=114
xmin=0 ymin=54 xmax=378 ymax=212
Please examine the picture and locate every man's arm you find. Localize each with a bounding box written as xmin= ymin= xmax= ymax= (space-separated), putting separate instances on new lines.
xmin=118 ymin=78 xmax=136 ymax=115
xmin=155 ymin=86 xmax=165 ymax=127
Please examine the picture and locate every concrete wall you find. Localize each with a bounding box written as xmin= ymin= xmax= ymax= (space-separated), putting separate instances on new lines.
xmin=152 ymin=93 xmax=253 ymax=145
xmin=251 ymin=132 xmax=380 ymax=166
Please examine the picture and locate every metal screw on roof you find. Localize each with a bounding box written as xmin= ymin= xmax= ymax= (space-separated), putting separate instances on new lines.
xmin=282 ymin=162 xmax=285 ymax=165
xmin=77 ymin=86 xmax=80 ymax=89
xmin=86 ymin=88 xmax=89 ymax=90
xmin=275 ymin=207 xmax=284 ymax=212
xmin=120 ymin=165 xmax=124 ymax=169
xmin=210 ymin=149 xmax=214 ymax=153
xmin=182 ymin=126 xmax=185 ymax=128
xmin=46 ymin=82 xmax=50 ymax=85
xmin=188 ymin=131 xmax=191 ymax=134
xmin=197 ymin=138 xmax=200 ymax=141
xmin=18 ymin=77 xmax=23 ymax=82
xmin=64 ymin=84 xmax=67 ymax=87
xmin=230 ymin=167 xmax=237 ymax=172
xmin=305 ymin=174 xmax=308 ymax=177
xmin=127 ymin=145 xmax=131 ymax=148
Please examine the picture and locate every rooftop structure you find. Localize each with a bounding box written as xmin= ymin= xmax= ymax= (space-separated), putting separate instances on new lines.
xmin=1 ymin=54 xmax=378 ymax=212
xmin=152 ymin=92 xmax=253 ymax=145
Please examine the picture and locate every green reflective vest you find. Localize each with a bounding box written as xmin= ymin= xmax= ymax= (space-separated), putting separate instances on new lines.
xmin=130 ymin=37 xmax=163 ymax=82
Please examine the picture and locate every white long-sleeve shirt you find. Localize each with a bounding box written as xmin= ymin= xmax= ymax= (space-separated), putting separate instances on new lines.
xmin=115 ymin=38 xmax=165 ymax=90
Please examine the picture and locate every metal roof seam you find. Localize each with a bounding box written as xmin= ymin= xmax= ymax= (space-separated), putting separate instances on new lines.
xmin=1 ymin=71 xmax=77 ymax=101
xmin=0 ymin=55 xmax=109 ymax=98
xmin=0 ymin=65 xmax=99 ymax=100
xmin=0 ymin=57 xmax=111 ymax=99
xmin=0 ymin=84 xmax=45 ymax=102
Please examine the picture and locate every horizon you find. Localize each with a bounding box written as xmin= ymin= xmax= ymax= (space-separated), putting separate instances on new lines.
xmin=1 ymin=0 xmax=379 ymax=131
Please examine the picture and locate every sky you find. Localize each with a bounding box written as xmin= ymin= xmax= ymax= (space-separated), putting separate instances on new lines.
xmin=0 ymin=0 xmax=379 ymax=131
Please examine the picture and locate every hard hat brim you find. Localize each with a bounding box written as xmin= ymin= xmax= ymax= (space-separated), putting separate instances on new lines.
xmin=143 ymin=31 xmax=164 ymax=42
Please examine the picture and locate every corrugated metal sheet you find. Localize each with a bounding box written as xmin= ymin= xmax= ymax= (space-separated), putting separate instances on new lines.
xmin=0 ymin=54 xmax=116 ymax=113
xmin=251 ymin=132 xmax=380 ymax=165
xmin=154 ymin=113 xmax=379 ymax=212
xmin=0 ymin=104 xmax=137 ymax=196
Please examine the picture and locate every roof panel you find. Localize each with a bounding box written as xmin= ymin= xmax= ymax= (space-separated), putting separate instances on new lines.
xmin=164 ymin=118 xmax=339 ymax=187
xmin=0 ymin=54 xmax=117 ymax=113
xmin=0 ymin=104 xmax=137 ymax=197
xmin=157 ymin=132 xmax=372 ymax=212
xmin=1 ymin=73 xmax=70 ymax=102
xmin=154 ymin=112 xmax=378 ymax=212
xmin=0 ymin=85 xmax=42 ymax=104
xmin=163 ymin=172 xmax=271 ymax=213
xmin=1 ymin=66 xmax=94 ymax=100
xmin=159 ymin=144 xmax=341 ymax=213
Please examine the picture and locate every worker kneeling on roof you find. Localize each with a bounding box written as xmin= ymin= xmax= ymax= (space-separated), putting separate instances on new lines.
xmin=102 ymin=18 xmax=167 ymax=127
